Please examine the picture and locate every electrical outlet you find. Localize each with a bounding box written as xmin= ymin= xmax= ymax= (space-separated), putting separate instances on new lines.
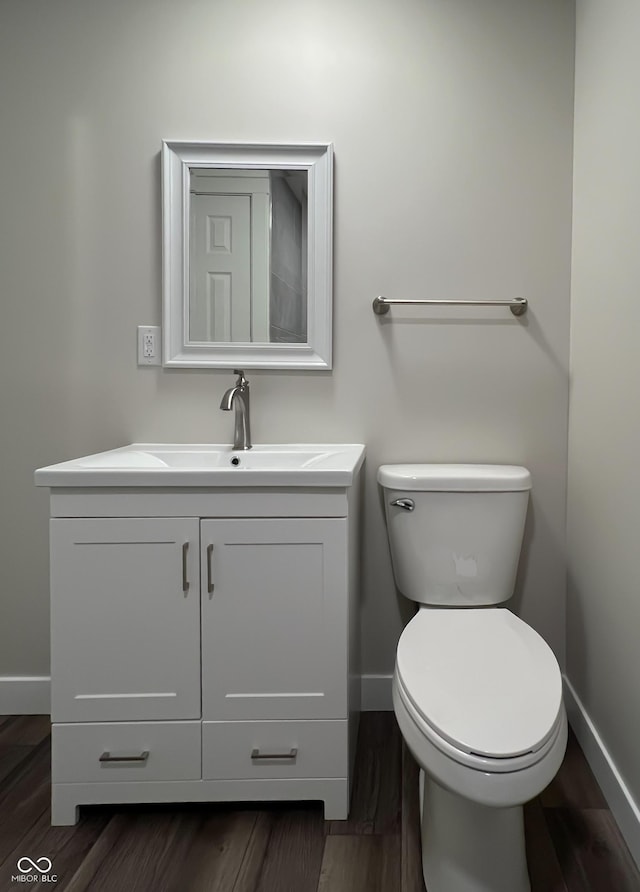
xmin=137 ymin=325 xmax=161 ymax=366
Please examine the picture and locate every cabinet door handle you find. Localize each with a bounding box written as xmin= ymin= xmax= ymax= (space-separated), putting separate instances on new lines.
xmin=182 ymin=542 xmax=190 ymax=593
xmin=207 ymin=543 xmax=214 ymax=594
xmin=251 ymin=747 xmax=298 ymax=761
xmin=99 ymin=750 xmax=149 ymax=763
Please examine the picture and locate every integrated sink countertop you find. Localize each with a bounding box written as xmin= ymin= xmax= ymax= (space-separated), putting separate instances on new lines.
xmin=35 ymin=443 xmax=366 ymax=488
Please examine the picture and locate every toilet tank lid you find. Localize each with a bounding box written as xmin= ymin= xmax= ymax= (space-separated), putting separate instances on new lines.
xmin=377 ymin=464 xmax=532 ymax=492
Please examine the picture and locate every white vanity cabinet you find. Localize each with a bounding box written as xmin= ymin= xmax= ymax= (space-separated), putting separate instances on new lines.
xmin=37 ymin=447 xmax=363 ymax=827
xmin=50 ymin=518 xmax=202 ymax=724
xmin=199 ymin=517 xmax=349 ymax=787
xmin=200 ymin=517 xmax=346 ymax=722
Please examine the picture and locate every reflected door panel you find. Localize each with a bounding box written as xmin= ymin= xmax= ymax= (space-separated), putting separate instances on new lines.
xmin=190 ymin=194 xmax=251 ymax=342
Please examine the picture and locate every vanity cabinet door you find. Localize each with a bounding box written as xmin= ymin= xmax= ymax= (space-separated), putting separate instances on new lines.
xmin=201 ymin=518 xmax=347 ymax=721
xmin=50 ymin=518 xmax=201 ymax=723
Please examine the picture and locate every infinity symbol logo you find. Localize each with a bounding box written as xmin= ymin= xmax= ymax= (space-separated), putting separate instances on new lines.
xmin=17 ymin=857 xmax=53 ymax=874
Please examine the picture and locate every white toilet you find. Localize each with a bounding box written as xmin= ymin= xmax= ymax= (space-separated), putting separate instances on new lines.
xmin=378 ymin=464 xmax=567 ymax=892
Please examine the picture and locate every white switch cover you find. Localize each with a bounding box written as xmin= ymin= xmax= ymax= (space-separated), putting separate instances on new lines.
xmin=137 ymin=326 xmax=161 ymax=366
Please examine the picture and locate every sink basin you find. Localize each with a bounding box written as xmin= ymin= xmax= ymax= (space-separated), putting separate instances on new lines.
xmin=35 ymin=443 xmax=366 ymax=488
xmin=144 ymin=448 xmax=330 ymax=470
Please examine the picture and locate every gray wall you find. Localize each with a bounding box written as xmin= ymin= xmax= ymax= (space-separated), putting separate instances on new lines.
xmin=0 ymin=0 xmax=574 ymax=679
xmin=568 ymin=0 xmax=640 ymax=807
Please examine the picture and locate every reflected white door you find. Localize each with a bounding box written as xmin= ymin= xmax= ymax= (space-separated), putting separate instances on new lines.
xmin=190 ymin=193 xmax=252 ymax=342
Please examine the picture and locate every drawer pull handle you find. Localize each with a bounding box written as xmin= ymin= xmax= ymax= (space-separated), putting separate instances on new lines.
xmin=207 ymin=543 xmax=214 ymax=594
xmin=99 ymin=750 xmax=149 ymax=763
xmin=251 ymin=747 xmax=298 ymax=761
xmin=182 ymin=542 xmax=190 ymax=593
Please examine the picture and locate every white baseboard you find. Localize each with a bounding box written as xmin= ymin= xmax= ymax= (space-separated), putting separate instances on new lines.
xmin=563 ymin=675 xmax=640 ymax=868
xmin=361 ymin=673 xmax=393 ymax=711
xmin=0 ymin=676 xmax=51 ymax=715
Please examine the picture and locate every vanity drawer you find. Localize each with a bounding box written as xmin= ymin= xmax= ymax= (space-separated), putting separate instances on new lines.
xmin=52 ymin=721 xmax=201 ymax=783
xmin=202 ymin=719 xmax=348 ymax=780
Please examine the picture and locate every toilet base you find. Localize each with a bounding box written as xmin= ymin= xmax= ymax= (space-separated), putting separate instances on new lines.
xmin=420 ymin=771 xmax=531 ymax=892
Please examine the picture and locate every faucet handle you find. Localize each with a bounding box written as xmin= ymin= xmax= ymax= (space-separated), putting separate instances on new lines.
xmin=233 ymin=369 xmax=248 ymax=386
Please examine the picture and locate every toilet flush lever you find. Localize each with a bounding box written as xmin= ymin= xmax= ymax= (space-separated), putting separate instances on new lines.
xmin=391 ymin=498 xmax=415 ymax=511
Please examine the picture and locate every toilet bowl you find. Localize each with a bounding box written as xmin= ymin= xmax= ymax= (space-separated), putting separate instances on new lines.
xmin=378 ymin=464 xmax=567 ymax=892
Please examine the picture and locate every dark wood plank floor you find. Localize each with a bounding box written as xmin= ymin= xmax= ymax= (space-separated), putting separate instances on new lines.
xmin=0 ymin=713 xmax=638 ymax=891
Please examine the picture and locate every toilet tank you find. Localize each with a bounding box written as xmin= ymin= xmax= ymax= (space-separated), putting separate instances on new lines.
xmin=378 ymin=464 xmax=531 ymax=607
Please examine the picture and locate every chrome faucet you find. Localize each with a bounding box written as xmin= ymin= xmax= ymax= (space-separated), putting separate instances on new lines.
xmin=220 ymin=370 xmax=252 ymax=450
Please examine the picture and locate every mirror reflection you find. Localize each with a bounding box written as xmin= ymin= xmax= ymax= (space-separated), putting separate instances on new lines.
xmin=189 ymin=168 xmax=308 ymax=345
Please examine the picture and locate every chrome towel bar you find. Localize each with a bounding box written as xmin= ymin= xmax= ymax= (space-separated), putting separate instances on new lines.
xmin=372 ymin=295 xmax=528 ymax=317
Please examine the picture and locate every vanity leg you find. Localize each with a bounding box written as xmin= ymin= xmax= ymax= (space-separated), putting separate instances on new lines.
xmin=51 ymin=786 xmax=80 ymax=826
xmin=322 ymin=781 xmax=350 ymax=820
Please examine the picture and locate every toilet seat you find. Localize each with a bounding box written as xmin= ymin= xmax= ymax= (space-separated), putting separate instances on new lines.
xmin=395 ymin=608 xmax=563 ymax=765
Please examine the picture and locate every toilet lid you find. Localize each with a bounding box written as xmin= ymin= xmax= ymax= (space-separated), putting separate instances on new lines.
xmin=396 ymin=609 xmax=563 ymax=759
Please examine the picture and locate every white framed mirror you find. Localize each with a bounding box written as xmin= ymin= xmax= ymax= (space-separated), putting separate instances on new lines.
xmin=162 ymin=141 xmax=333 ymax=369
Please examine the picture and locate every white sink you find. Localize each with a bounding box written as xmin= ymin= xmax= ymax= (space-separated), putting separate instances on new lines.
xmin=35 ymin=443 xmax=365 ymax=488
xmin=145 ymin=447 xmax=330 ymax=470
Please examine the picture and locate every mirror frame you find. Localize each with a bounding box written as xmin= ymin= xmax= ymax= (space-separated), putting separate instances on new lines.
xmin=162 ymin=140 xmax=333 ymax=369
